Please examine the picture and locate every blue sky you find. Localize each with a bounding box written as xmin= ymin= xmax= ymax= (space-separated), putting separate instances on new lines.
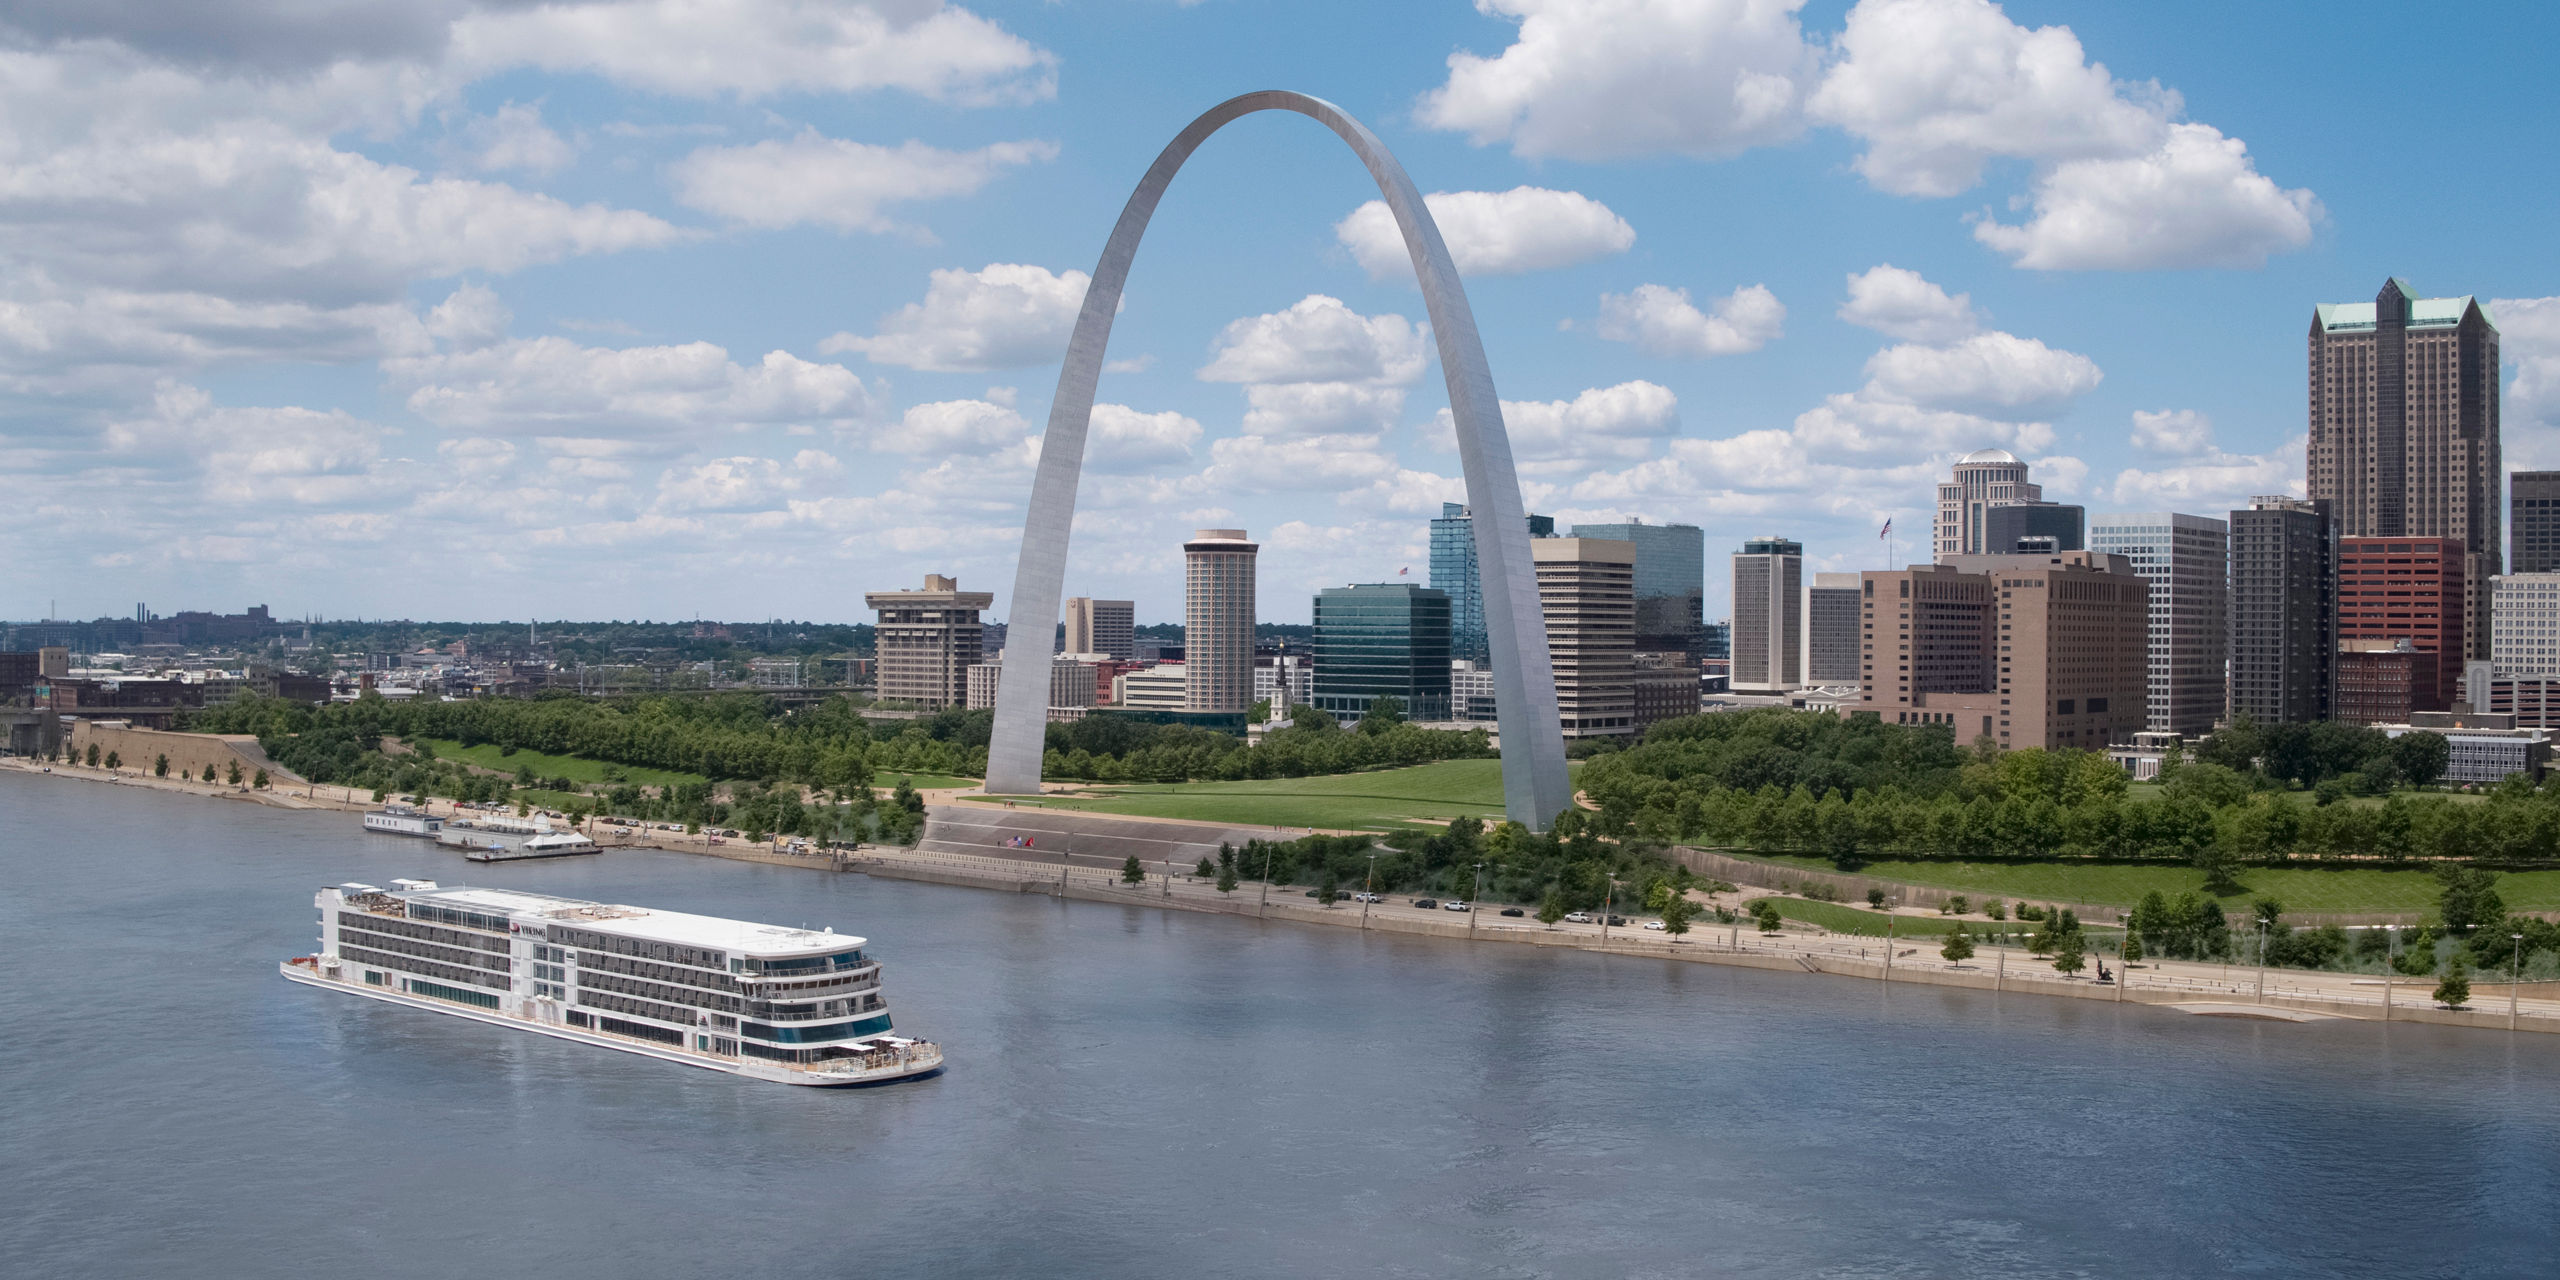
xmin=5 ymin=0 xmax=2557 ymax=629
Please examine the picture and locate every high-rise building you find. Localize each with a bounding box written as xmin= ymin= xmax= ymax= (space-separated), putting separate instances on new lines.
xmin=2228 ymin=496 xmax=2336 ymax=724
xmin=2336 ymin=535 xmax=2465 ymax=712
xmin=965 ymin=659 xmax=1097 ymax=711
xmin=1430 ymin=501 xmax=1554 ymax=663
xmin=1804 ymin=572 xmax=1863 ymax=685
xmin=1700 ymin=620 xmax=1731 ymax=660
xmin=1532 ymin=538 xmax=1636 ymax=739
xmin=1568 ymin=518 xmax=1704 ymax=657
xmin=2308 ymin=279 xmax=2501 ymax=662
xmin=2490 ymin=572 xmax=2560 ymax=676
xmin=1182 ymin=529 xmax=1257 ymax=712
xmin=864 ymin=574 xmax=993 ymax=710
xmin=1857 ymin=552 xmax=2149 ymax=749
xmin=1731 ymin=537 xmax=1803 ymax=692
xmin=1935 ymin=450 xmax=2042 ymax=560
xmin=2088 ymin=513 xmax=2226 ymax=737
xmin=2512 ymin=472 xmax=2560 ymax=574
xmin=1063 ymin=597 xmax=1135 ymax=660
xmin=1311 ymin=584 xmax=1452 ymax=721
xmin=1985 ymin=502 xmax=2085 ymax=554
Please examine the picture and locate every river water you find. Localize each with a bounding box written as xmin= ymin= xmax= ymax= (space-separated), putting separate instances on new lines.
xmin=4 ymin=771 xmax=2556 ymax=1278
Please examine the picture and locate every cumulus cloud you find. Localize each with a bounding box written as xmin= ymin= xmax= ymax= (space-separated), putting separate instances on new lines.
xmin=821 ymin=262 xmax=1088 ymax=370
xmin=389 ymin=336 xmax=874 ymax=435
xmin=424 ymin=283 xmax=511 ymax=349
xmin=1418 ymin=0 xmax=1815 ymax=160
xmin=102 ymin=381 xmax=394 ymax=505
xmin=1971 ymin=123 xmax=2321 ymax=270
xmin=2497 ymin=296 xmax=2560 ymax=464
xmin=1837 ymin=265 xmax=1979 ymax=343
xmin=1334 ymin=186 xmax=1634 ymax=280
xmin=1197 ymin=433 xmax=1402 ymax=493
xmin=1198 ymin=295 xmax=1427 ymax=386
xmin=459 ymin=101 xmax=577 ymax=175
xmin=667 ymin=131 xmax=1055 ymax=234
xmin=1442 ymin=381 xmax=1680 ymax=471
xmin=1240 ymin=383 xmax=1405 ymax=437
xmin=451 ymin=0 xmax=1057 ymax=105
xmin=1862 ymin=331 xmax=2101 ymax=417
xmin=657 ymin=450 xmax=842 ymax=512
xmin=2130 ymin=408 xmax=2213 ymax=455
xmin=884 ymin=398 xmax=1026 ymax=455
xmin=2108 ymin=439 xmax=2302 ymax=513
xmin=1087 ymin=404 xmax=1204 ymax=473
xmin=1596 ymin=284 xmax=1784 ymax=358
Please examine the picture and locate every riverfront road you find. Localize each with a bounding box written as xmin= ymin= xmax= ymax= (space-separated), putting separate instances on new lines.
xmin=918 ymin=805 xmax=1281 ymax=872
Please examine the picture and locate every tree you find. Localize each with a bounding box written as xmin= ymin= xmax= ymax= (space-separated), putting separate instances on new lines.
xmin=1357 ymin=695 xmax=1406 ymax=735
xmin=1866 ymin=887 xmax=1886 ymax=908
xmin=1984 ymin=900 xmax=2006 ymax=921
xmin=1247 ymin=698 xmax=1272 ymax=725
xmin=85 ymin=743 xmax=99 ymax=767
xmin=226 ymin=760 xmax=242 ymax=785
xmin=1317 ymin=868 xmax=1340 ymax=905
xmin=154 ymin=754 xmax=169 ymax=778
xmin=1755 ymin=900 xmax=1784 ymax=933
xmin=1121 ymin=855 xmax=1145 ymax=885
xmin=1941 ymin=924 xmax=1976 ymax=965
xmin=2435 ymin=864 xmax=2505 ymax=935
xmin=2052 ymin=934 xmax=2086 ymax=976
xmin=1216 ymin=862 xmax=1239 ymax=895
xmin=1661 ymin=893 xmax=1696 ymax=938
xmin=1194 ymin=856 xmax=1215 ymax=878
xmin=1538 ymin=890 xmax=1568 ymax=928
xmin=104 ymin=750 xmax=121 ymax=771
xmin=2193 ymin=840 xmax=2243 ymax=896
xmin=202 ymin=763 xmax=217 ymax=782
xmin=2435 ymin=955 xmax=2472 ymax=1009
xmin=2120 ymin=926 xmax=2145 ymax=964
xmin=253 ymin=769 xmax=270 ymax=789
xmin=1947 ymin=895 xmax=1970 ymax=916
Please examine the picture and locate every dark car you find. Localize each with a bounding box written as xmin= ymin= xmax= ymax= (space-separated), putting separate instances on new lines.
xmin=1499 ymin=907 xmax=1525 ymax=917
xmin=1413 ymin=898 xmax=1439 ymax=909
xmin=1607 ymin=916 xmax=1629 ymax=927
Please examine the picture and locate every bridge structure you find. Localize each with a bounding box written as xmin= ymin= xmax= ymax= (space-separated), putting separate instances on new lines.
xmin=982 ymin=90 xmax=1571 ymax=830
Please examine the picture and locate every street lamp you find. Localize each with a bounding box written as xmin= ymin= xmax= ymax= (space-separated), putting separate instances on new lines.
xmin=2256 ymin=916 xmax=2270 ymax=1005
xmin=1258 ymin=841 xmax=1274 ymax=919
xmin=2512 ymin=932 xmax=2527 ymax=1032
xmin=2383 ymin=925 xmax=2397 ymax=1022
xmin=1468 ymin=861 xmax=1484 ymax=939
xmin=1361 ymin=852 xmax=1377 ymax=930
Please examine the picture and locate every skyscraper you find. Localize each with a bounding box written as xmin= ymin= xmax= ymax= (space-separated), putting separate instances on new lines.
xmin=1731 ymin=537 xmax=1803 ymax=692
xmin=2089 ymin=513 xmax=2227 ymax=738
xmin=2337 ymin=535 xmax=2465 ymax=712
xmin=1182 ymin=529 xmax=1257 ymax=712
xmin=1858 ymin=552 xmax=2148 ymax=749
xmin=1985 ymin=502 xmax=2085 ymax=554
xmin=2512 ymin=472 xmax=2560 ymax=574
xmin=864 ymin=574 xmax=993 ymax=710
xmin=1804 ymin=572 xmax=1862 ymax=685
xmin=1934 ymin=450 xmax=2042 ymax=560
xmin=1430 ymin=501 xmax=1554 ymax=663
xmin=1062 ymin=597 xmax=1135 ymax=659
xmin=1568 ymin=517 xmax=1704 ymax=656
xmin=2228 ymin=496 xmax=2336 ymax=724
xmin=1311 ymin=584 xmax=1452 ymax=721
xmin=2307 ymin=278 xmax=2501 ymax=660
xmin=1532 ymin=538 xmax=1636 ymax=739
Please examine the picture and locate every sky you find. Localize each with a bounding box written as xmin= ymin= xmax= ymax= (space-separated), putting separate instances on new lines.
xmin=5 ymin=0 xmax=2559 ymax=629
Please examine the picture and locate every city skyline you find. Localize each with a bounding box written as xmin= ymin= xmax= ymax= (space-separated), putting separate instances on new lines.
xmin=6 ymin=3 xmax=2560 ymax=631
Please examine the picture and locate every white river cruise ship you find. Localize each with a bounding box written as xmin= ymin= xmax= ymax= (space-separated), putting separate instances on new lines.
xmin=281 ymin=879 xmax=941 ymax=1087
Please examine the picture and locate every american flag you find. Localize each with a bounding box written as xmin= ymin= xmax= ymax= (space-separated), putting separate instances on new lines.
xmin=1878 ymin=518 xmax=1892 ymax=539
xmin=1398 ymin=566 xmax=1409 ymax=575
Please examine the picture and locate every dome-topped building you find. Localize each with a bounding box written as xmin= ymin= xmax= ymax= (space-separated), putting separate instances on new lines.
xmin=1937 ymin=450 xmax=2040 ymax=560
xmin=1957 ymin=447 xmax=2019 ymax=465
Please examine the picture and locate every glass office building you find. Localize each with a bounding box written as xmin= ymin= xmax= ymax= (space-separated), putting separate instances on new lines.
xmin=1430 ymin=502 xmax=1555 ymax=663
xmin=1570 ymin=519 xmax=1705 ymax=656
xmin=1311 ymin=584 xmax=1452 ymax=721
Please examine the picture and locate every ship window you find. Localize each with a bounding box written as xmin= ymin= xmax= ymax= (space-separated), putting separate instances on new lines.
xmin=739 ymin=1014 xmax=893 ymax=1044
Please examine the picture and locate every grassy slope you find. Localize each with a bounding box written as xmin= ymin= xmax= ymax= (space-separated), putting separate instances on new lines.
xmin=972 ymin=759 xmax=1543 ymax=831
xmin=879 ymin=772 xmax=982 ymax=790
xmin=1746 ymin=896 xmax=2117 ymax=938
xmin=417 ymin=738 xmax=708 ymax=789
xmin=1731 ymin=851 xmax=2560 ymax=914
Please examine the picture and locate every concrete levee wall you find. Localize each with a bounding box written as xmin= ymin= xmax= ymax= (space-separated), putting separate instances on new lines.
xmin=60 ymin=722 xmax=296 ymax=785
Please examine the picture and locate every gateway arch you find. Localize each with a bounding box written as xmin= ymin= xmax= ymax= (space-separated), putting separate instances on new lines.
xmin=983 ymin=90 xmax=1572 ymax=830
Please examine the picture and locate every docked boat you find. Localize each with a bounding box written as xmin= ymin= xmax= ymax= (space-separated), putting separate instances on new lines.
xmin=436 ymin=815 xmax=598 ymax=860
xmin=361 ymin=804 xmax=441 ymax=838
xmin=281 ymin=878 xmax=942 ymax=1087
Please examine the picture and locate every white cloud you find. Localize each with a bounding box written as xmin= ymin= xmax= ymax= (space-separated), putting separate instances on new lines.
xmin=1197 ymin=433 xmax=1402 ymax=492
xmin=2498 ymin=296 xmax=2560 ymax=465
xmin=658 ymin=450 xmax=842 ymax=512
xmin=102 ymin=381 xmax=394 ymax=505
xmin=1596 ymin=284 xmax=1784 ymax=358
xmin=2130 ymin=408 xmax=2213 ymax=455
xmin=820 ymin=262 xmax=1087 ymax=370
xmin=1240 ymin=383 xmax=1405 ymax=436
xmin=2108 ymin=440 xmax=2301 ymax=513
xmin=424 ymin=283 xmax=511 ymax=350
xmin=885 ymin=398 xmax=1027 ymax=455
xmin=451 ymin=0 xmax=1057 ymax=105
xmin=461 ymin=101 xmax=577 ymax=175
xmin=1788 ymin=392 xmax=2053 ymax=458
xmin=667 ymin=131 xmax=1055 ymax=234
xmin=1451 ymin=380 xmax=1679 ymax=470
xmin=1861 ymin=331 xmax=2100 ymax=416
xmin=1837 ymin=265 xmax=1979 ymax=343
xmin=1334 ymin=186 xmax=1634 ymax=280
xmin=1087 ymin=404 xmax=1203 ymax=473
xmin=1198 ymin=295 xmax=1427 ymax=386
xmin=1971 ymin=123 xmax=2321 ymax=270
xmin=1418 ymin=0 xmax=1815 ymax=160
xmin=390 ymin=337 xmax=874 ymax=435
xmin=2028 ymin=453 xmax=2089 ymax=497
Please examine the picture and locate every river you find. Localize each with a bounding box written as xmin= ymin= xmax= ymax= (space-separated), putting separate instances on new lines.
xmin=3 ymin=770 xmax=2555 ymax=1278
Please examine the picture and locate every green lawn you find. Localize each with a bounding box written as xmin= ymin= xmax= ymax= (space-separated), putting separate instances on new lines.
xmin=1743 ymin=896 xmax=2113 ymax=939
xmin=970 ymin=759 xmax=1560 ymax=831
xmin=1729 ymin=851 xmax=2560 ymax=914
xmin=879 ymin=772 xmax=982 ymax=791
xmin=415 ymin=738 xmax=708 ymax=789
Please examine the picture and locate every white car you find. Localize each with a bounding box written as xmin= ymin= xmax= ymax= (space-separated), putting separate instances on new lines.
xmin=1443 ymin=901 xmax=1470 ymax=912
xmin=1642 ymin=920 xmax=1666 ymax=931
xmin=1351 ymin=892 xmax=1382 ymax=903
xmin=1563 ymin=911 xmax=1592 ymax=923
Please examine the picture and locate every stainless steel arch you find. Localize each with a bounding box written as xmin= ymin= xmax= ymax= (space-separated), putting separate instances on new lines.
xmin=983 ymin=90 xmax=1572 ymax=830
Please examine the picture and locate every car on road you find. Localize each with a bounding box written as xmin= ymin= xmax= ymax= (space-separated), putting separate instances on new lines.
xmin=1499 ymin=907 xmax=1525 ymax=917
xmin=1351 ymin=892 xmax=1382 ymax=903
xmin=1563 ymin=912 xmax=1591 ymax=923
xmin=1443 ymin=901 xmax=1470 ymax=912
xmin=1642 ymin=920 xmax=1666 ymax=931
xmin=1412 ymin=898 xmax=1439 ymax=909
xmin=1607 ymin=916 xmax=1629 ymax=927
